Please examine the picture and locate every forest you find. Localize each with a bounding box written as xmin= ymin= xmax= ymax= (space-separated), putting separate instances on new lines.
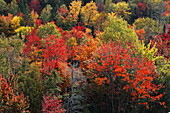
xmin=0 ymin=0 xmax=170 ymax=113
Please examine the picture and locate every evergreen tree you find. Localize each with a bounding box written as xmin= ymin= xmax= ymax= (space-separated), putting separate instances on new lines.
xmin=0 ymin=0 xmax=7 ymax=14
xmin=40 ymin=4 xmax=53 ymax=23
xmin=8 ymin=0 xmax=19 ymax=16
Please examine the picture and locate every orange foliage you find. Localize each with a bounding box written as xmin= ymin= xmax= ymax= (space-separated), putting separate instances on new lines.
xmin=0 ymin=13 xmax=14 ymax=36
xmin=135 ymin=29 xmax=146 ymax=40
xmin=165 ymin=1 xmax=170 ymax=12
xmin=88 ymin=41 xmax=164 ymax=108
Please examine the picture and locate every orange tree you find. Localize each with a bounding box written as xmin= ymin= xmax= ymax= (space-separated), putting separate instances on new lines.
xmin=86 ymin=41 xmax=164 ymax=113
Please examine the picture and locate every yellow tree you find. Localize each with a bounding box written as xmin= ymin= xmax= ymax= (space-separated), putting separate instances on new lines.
xmin=69 ymin=0 xmax=82 ymax=22
xmin=112 ymin=2 xmax=131 ymax=19
xmin=81 ymin=1 xmax=99 ymax=26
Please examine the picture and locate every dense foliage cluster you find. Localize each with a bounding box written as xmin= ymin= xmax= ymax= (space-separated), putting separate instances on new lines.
xmin=0 ymin=0 xmax=169 ymax=113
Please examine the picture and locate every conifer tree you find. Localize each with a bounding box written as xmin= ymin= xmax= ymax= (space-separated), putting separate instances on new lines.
xmin=40 ymin=4 xmax=53 ymax=23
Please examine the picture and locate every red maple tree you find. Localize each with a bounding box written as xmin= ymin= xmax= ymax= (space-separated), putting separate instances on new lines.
xmin=87 ymin=41 xmax=164 ymax=111
xmin=42 ymin=93 xmax=66 ymax=113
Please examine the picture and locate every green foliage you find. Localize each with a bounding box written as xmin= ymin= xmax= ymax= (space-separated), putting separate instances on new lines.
xmin=40 ymin=4 xmax=53 ymax=23
xmin=101 ymin=13 xmax=138 ymax=44
xmin=136 ymin=41 xmax=163 ymax=61
xmin=18 ymin=62 xmax=43 ymax=113
xmin=8 ymin=0 xmax=19 ymax=15
xmin=0 ymin=35 xmax=24 ymax=76
xmin=37 ymin=22 xmax=61 ymax=38
xmin=43 ymin=70 xmax=64 ymax=94
xmin=112 ymin=2 xmax=131 ymax=19
xmin=133 ymin=17 xmax=162 ymax=40
xmin=0 ymin=0 xmax=7 ymax=14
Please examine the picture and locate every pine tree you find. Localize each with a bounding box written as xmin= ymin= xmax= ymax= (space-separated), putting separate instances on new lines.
xmin=0 ymin=0 xmax=7 ymax=14
xmin=40 ymin=4 xmax=53 ymax=23
xmin=8 ymin=0 xmax=19 ymax=15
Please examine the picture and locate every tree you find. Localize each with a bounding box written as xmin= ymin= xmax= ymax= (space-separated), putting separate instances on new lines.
xmin=101 ymin=13 xmax=138 ymax=45
xmin=56 ymin=1 xmax=82 ymax=30
xmin=0 ymin=74 xmax=29 ymax=113
xmin=0 ymin=0 xmax=7 ymax=14
xmin=18 ymin=62 xmax=43 ymax=113
xmin=69 ymin=0 xmax=82 ymax=23
xmin=0 ymin=13 xmax=15 ymax=37
xmin=8 ymin=0 xmax=19 ymax=16
xmin=87 ymin=41 xmax=164 ymax=112
xmin=133 ymin=17 xmax=162 ymax=43
xmin=81 ymin=1 xmax=99 ymax=26
xmin=29 ymin=0 xmax=41 ymax=14
xmin=0 ymin=34 xmax=24 ymax=76
xmin=40 ymin=4 xmax=53 ymax=23
xmin=42 ymin=93 xmax=66 ymax=113
xmin=129 ymin=0 xmax=165 ymax=20
xmin=37 ymin=22 xmax=61 ymax=38
xmin=151 ymin=25 xmax=170 ymax=59
xmin=112 ymin=2 xmax=131 ymax=20
xmin=30 ymin=10 xmax=39 ymax=23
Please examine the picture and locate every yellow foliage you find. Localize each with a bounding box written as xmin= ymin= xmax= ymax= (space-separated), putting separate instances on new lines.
xmin=15 ymin=26 xmax=32 ymax=37
xmin=112 ymin=1 xmax=131 ymax=18
xmin=11 ymin=16 xmax=20 ymax=29
xmin=69 ymin=0 xmax=82 ymax=22
xmin=137 ymin=41 xmax=163 ymax=61
xmin=81 ymin=1 xmax=99 ymax=26
xmin=67 ymin=37 xmax=77 ymax=47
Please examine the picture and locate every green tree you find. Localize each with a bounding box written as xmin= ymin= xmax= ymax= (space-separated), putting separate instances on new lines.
xmin=37 ymin=22 xmax=61 ymax=38
xmin=0 ymin=35 xmax=24 ymax=76
xmin=0 ymin=0 xmax=7 ymax=14
xmin=18 ymin=62 xmax=43 ymax=113
xmin=8 ymin=0 xmax=19 ymax=16
xmin=133 ymin=17 xmax=162 ymax=42
xmin=101 ymin=13 xmax=138 ymax=44
xmin=40 ymin=4 xmax=53 ymax=23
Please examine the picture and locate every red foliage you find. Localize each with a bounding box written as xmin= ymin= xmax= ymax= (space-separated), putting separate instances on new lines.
xmin=58 ymin=7 xmax=69 ymax=16
xmin=17 ymin=12 xmax=24 ymax=17
xmin=151 ymin=25 xmax=170 ymax=59
xmin=0 ymin=75 xmax=29 ymax=112
xmin=138 ymin=2 xmax=146 ymax=11
xmin=29 ymin=0 xmax=41 ymax=14
xmin=88 ymin=42 xmax=163 ymax=107
xmin=42 ymin=35 xmax=68 ymax=75
xmin=72 ymin=23 xmax=86 ymax=32
xmin=23 ymin=29 xmax=42 ymax=54
xmin=23 ymin=22 xmax=68 ymax=75
xmin=161 ymin=12 xmax=170 ymax=17
xmin=42 ymin=94 xmax=66 ymax=113
xmin=60 ymin=25 xmax=86 ymax=59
